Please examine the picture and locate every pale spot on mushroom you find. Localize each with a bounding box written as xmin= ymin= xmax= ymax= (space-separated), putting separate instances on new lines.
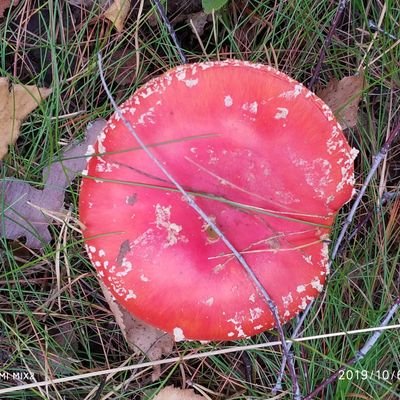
xmin=137 ymin=106 xmax=156 ymax=125
xmin=283 ymin=310 xmax=291 ymax=317
xmin=132 ymin=228 xmax=154 ymax=247
xmin=139 ymin=86 xmax=156 ymax=99
xmin=154 ymin=204 xmax=187 ymax=247
xmin=109 ymin=277 xmax=127 ymax=298
xmin=303 ymin=255 xmax=312 ymax=264
xmin=282 ymin=293 xmax=293 ymax=308
xmin=227 ymin=312 xmax=246 ymax=325
xmin=249 ymin=307 xmax=263 ymax=322
xmin=336 ymin=147 xmax=359 ymax=192
xmin=203 ymin=297 xmax=214 ymax=307
xmin=184 ymin=78 xmax=198 ymax=87
xmin=89 ymin=245 xmax=96 ymax=253
xmin=279 ymin=84 xmax=303 ymax=99
xmin=224 ymin=95 xmax=233 ymax=107
xmin=98 ymin=270 xmax=105 ymax=278
xmin=327 ymin=126 xmax=344 ymax=154
xmin=322 ymin=104 xmax=335 ymax=121
xmin=291 ymin=156 xmax=333 ymax=198
xmin=254 ymin=325 xmax=264 ymax=330
xmin=311 ymin=277 xmax=324 ymax=292
xmin=235 ymin=325 xmax=247 ymax=338
xmin=94 ymin=261 xmax=101 ymax=267
xmin=213 ymin=263 xmax=224 ymax=274
xmin=249 ymin=293 xmax=256 ymax=303
xmin=227 ymin=315 xmax=248 ymax=338
xmin=126 ymin=290 xmax=137 ymax=300
xmin=275 ymin=190 xmax=300 ymax=205
xmin=298 ymin=297 xmax=308 ymax=310
xmin=95 ymin=161 xmax=120 ymax=173
xmin=140 ymin=274 xmax=150 ymax=282
xmin=305 ymin=91 xmax=313 ymax=98
xmin=296 ymin=285 xmax=306 ymax=293
xmin=173 ymin=327 xmax=185 ymax=342
xmin=242 ymin=101 xmax=258 ymax=114
xmin=82 ymin=169 xmax=88 ymax=176
xmin=98 ymin=249 xmax=106 ymax=257
xmin=274 ymin=107 xmax=289 ymax=119
xmin=116 ymin=258 xmax=133 ymax=277
xmin=97 ymin=131 xmax=107 ymax=154
xmin=319 ymin=239 xmax=330 ymax=275
xmin=227 ymin=332 xmax=235 ymax=337
xmin=175 ymin=69 xmax=186 ymax=81
xmin=206 ymin=148 xmax=219 ymax=164
xmin=326 ymin=195 xmax=335 ymax=204
xmin=85 ymin=145 xmax=96 ymax=157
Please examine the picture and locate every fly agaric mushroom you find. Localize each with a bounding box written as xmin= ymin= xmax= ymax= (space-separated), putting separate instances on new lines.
xmin=79 ymin=60 xmax=357 ymax=341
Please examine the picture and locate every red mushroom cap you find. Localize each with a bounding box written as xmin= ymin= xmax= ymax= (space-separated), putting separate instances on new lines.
xmin=79 ymin=60 xmax=357 ymax=341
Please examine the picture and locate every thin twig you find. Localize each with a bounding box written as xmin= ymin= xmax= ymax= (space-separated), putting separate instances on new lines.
xmin=96 ymin=53 xmax=301 ymax=398
xmin=151 ymin=0 xmax=187 ymax=64
xmin=304 ymin=298 xmax=400 ymax=400
xmin=342 ymin=188 xmax=400 ymax=252
xmin=368 ymin=19 xmax=398 ymax=40
xmin=308 ymin=0 xmax=349 ymax=91
xmin=1 ymin=324 xmax=400 ymax=395
xmin=330 ymin=119 xmax=400 ymax=260
xmin=274 ymin=119 xmax=400 ymax=392
xmin=273 ymin=307 xmax=311 ymax=394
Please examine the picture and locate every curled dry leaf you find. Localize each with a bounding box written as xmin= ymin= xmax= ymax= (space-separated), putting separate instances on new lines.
xmin=0 ymin=0 xmax=19 ymax=18
xmin=103 ymin=0 xmax=130 ymax=32
xmin=99 ymin=281 xmax=174 ymax=381
xmin=153 ymin=386 xmax=207 ymax=400
xmin=0 ymin=78 xmax=52 ymax=159
xmin=188 ymin=11 xmax=209 ymax=36
xmin=0 ymin=119 xmax=105 ymax=248
xmin=317 ymin=73 xmax=365 ymax=129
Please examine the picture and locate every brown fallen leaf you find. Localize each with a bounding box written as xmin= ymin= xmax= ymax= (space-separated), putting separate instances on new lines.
xmin=317 ymin=73 xmax=364 ymax=129
xmin=99 ymin=281 xmax=174 ymax=381
xmin=0 ymin=119 xmax=106 ymax=248
xmin=188 ymin=11 xmax=209 ymax=36
xmin=0 ymin=0 xmax=19 ymax=18
xmin=0 ymin=78 xmax=52 ymax=159
xmin=153 ymin=386 xmax=207 ymax=400
xmin=104 ymin=0 xmax=131 ymax=32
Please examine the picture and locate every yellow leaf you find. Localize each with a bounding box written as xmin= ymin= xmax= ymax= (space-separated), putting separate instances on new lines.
xmin=317 ymin=73 xmax=364 ymax=129
xmin=104 ymin=0 xmax=130 ymax=32
xmin=0 ymin=78 xmax=51 ymax=159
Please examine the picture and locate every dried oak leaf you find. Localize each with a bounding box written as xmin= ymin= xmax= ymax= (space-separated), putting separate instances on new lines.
xmin=99 ymin=281 xmax=174 ymax=381
xmin=104 ymin=0 xmax=130 ymax=32
xmin=0 ymin=78 xmax=52 ymax=160
xmin=153 ymin=386 xmax=207 ymax=400
xmin=0 ymin=119 xmax=106 ymax=248
xmin=317 ymin=73 xmax=364 ymax=129
xmin=0 ymin=0 xmax=19 ymax=18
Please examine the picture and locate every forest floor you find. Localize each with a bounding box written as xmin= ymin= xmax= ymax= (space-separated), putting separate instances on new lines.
xmin=0 ymin=1 xmax=399 ymax=399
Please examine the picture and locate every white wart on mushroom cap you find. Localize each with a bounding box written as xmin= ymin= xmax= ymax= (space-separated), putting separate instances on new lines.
xmin=79 ymin=60 xmax=356 ymax=341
